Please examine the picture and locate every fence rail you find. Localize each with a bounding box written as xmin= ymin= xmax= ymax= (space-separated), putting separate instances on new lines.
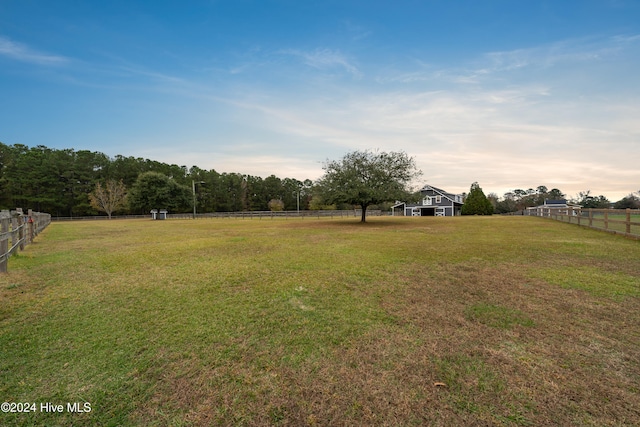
xmin=52 ymin=214 xmax=150 ymax=221
xmin=50 ymin=210 xmax=384 ymax=221
xmin=0 ymin=209 xmax=51 ymax=273
xmin=526 ymin=207 xmax=640 ymax=240
xmin=168 ymin=209 xmax=382 ymax=220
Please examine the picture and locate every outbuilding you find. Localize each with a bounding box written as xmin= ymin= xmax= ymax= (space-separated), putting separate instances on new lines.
xmin=526 ymin=199 xmax=582 ymax=217
xmin=392 ymin=185 xmax=464 ymax=217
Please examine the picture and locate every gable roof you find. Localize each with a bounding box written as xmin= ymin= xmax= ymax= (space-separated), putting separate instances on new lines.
xmin=421 ymin=184 xmax=449 ymax=194
xmin=420 ymin=184 xmax=463 ymax=204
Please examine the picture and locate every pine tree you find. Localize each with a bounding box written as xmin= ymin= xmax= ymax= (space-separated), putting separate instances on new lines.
xmin=461 ymin=182 xmax=493 ymax=215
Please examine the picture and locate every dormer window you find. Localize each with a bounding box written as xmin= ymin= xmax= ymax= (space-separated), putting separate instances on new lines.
xmin=424 ymin=197 xmax=432 ymax=205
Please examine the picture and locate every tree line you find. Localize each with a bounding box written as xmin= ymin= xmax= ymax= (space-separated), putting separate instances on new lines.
xmin=0 ymin=142 xmax=313 ymax=217
xmin=486 ymin=185 xmax=640 ymax=213
xmin=1 ymin=142 xmax=637 ymax=217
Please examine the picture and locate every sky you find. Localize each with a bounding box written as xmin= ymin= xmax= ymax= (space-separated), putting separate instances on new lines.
xmin=1 ymin=0 xmax=639 ymax=201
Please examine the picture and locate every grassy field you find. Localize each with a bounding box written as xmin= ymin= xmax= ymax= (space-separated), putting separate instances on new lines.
xmin=1 ymin=216 xmax=639 ymax=426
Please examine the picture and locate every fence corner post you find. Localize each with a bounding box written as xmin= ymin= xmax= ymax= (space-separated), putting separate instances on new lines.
xmin=626 ymin=208 xmax=631 ymax=235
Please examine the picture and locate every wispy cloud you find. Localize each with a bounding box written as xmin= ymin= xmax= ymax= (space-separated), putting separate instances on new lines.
xmin=379 ymin=34 xmax=640 ymax=86
xmin=0 ymin=36 xmax=68 ymax=65
xmin=280 ymin=48 xmax=361 ymax=76
xmin=116 ymin=65 xmax=187 ymax=85
xmin=611 ymin=33 xmax=640 ymax=43
xmin=481 ymin=34 xmax=635 ymax=74
xmin=343 ymin=20 xmax=372 ymax=41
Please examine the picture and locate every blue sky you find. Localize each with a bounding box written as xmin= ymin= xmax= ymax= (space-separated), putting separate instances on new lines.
xmin=1 ymin=0 xmax=639 ymax=201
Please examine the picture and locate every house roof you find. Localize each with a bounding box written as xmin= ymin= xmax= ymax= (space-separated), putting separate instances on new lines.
xmin=544 ymin=199 xmax=567 ymax=205
xmin=420 ymin=184 xmax=463 ymax=205
xmin=528 ymin=199 xmax=582 ymax=209
xmin=421 ymin=184 xmax=450 ymax=195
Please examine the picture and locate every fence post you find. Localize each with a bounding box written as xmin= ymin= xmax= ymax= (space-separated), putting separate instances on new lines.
xmin=0 ymin=215 xmax=9 ymax=273
xmin=588 ymin=209 xmax=593 ymax=227
xmin=17 ymin=214 xmax=25 ymax=251
xmin=604 ymin=210 xmax=609 ymax=230
xmin=28 ymin=216 xmax=35 ymax=243
xmin=27 ymin=210 xmax=34 ymax=241
xmin=626 ymin=208 xmax=631 ymax=235
xmin=11 ymin=213 xmax=19 ymax=250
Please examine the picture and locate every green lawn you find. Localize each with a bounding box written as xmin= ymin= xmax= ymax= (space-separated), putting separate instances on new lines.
xmin=1 ymin=216 xmax=639 ymax=426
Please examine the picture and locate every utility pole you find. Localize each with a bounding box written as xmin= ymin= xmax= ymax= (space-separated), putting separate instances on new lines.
xmin=192 ymin=180 xmax=205 ymax=219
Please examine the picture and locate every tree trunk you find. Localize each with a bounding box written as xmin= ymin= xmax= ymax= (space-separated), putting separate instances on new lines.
xmin=360 ymin=204 xmax=367 ymax=222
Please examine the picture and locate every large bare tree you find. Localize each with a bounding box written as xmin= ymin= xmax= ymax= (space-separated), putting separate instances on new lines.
xmin=89 ymin=180 xmax=127 ymax=219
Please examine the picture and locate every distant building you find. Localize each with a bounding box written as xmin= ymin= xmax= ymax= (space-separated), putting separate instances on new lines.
xmin=526 ymin=199 xmax=582 ymax=217
xmin=392 ymin=185 xmax=464 ymax=217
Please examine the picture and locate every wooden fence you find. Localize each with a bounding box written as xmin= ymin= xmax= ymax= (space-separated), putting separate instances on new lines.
xmin=167 ymin=209 xmax=383 ymax=220
xmin=0 ymin=209 xmax=52 ymax=273
xmin=50 ymin=210 xmax=384 ymax=221
xmin=525 ymin=207 xmax=640 ymax=240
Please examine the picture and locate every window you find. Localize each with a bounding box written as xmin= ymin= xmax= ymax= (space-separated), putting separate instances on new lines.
xmin=424 ymin=197 xmax=432 ymax=205
xmin=436 ymin=196 xmax=441 ymax=203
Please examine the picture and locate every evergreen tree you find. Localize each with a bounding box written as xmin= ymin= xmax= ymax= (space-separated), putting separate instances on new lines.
xmin=574 ymin=190 xmax=610 ymax=208
xmin=128 ymin=172 xmax=191 ymax=213
xmin=461 ymin=182 xmax=493 ymax=215
xmin=613 ymin=194 xmax=640 ymax=209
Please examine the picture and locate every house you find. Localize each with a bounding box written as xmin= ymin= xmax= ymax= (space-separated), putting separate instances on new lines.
xmin=392 ymin=185 xmax=464 ymax=217
xmin=526 ymin=199 xmax=582 ymax=217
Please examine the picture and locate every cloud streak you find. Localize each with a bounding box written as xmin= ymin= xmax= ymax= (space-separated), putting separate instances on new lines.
xmin=280 ymin=48 xmax=361 ymax=76
xmin=482 ymin=37 xmax=620 ymax=73
xmin=0 ymin=36 xmax=68 ymax=65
